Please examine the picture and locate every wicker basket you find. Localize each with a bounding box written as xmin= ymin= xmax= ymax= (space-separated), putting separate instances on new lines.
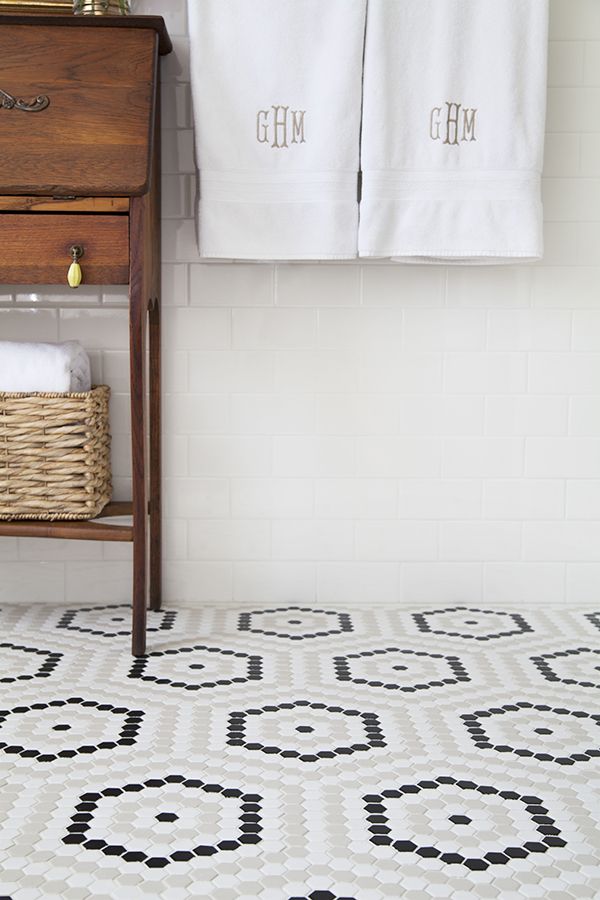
xmin=0 ymin=385 xmax=111 ymax=521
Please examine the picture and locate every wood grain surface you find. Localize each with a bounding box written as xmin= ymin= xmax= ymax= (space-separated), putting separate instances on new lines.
xmin=0 ymin=13 xmax=172 ymax=55
xmin=0 ymin=25 xmax=158 ymax=195
xmin=0 ymin=196 xmax=129 ymax=212
xmin=0 ymin=213 xmax=129 ymax=283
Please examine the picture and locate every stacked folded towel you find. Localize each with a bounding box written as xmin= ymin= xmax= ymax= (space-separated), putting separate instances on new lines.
xmin=0 ymin=340 xmax=91 ymax=393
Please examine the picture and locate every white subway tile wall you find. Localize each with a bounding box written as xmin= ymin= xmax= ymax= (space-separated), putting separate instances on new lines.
xmin=0 ymin=0 xmax=598 ymax=608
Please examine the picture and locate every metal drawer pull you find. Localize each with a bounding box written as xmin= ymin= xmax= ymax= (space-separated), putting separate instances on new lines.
xmin=0 ymin=89 xmax=50 ymax=113
xmin=68 ymin=245 xmax=84 ymax=289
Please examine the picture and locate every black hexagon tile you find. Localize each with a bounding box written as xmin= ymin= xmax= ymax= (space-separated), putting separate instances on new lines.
xmin=289 ymin=893 xmax=356 ymax=900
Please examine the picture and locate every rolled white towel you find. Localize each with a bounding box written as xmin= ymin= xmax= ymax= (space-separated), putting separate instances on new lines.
xmin=0 ymin=340 xmax=91 ymax=393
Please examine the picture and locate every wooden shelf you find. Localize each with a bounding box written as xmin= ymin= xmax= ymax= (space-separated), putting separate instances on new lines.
xmin=0 ymin=501 xmax=133 ymax=542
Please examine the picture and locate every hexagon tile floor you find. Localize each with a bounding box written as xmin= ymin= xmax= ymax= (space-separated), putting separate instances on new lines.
xmin=1 ymin=602 xmax=599 ymax=899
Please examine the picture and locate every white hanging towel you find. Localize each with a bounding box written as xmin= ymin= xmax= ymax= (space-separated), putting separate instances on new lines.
xmin=359 ymin=0 xmax=549 ymax=264
xmin=0 ymin=341 xmax=91 ymax=393
xmin=187 ymin=0 xmax=366 ymax=260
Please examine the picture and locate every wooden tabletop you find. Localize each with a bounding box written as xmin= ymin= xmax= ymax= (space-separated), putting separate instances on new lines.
xmin=0 ymin=13 xmax=172 ymax=54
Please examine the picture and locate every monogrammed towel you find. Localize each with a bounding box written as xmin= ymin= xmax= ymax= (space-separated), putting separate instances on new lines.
xmin=359 ymin=0 xmax=549 ymax=264
xmin=187 ymin=0 xmax=366 ymax=260
xmin=0 ymin=341 xmax=91 ymax=393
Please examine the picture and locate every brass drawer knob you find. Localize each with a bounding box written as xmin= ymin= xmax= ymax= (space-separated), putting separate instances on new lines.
xmin=68 ymin=245 xmax=84 ymax=289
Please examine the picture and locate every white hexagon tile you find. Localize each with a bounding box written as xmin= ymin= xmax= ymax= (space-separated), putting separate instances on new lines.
xmin=0 ymin=602 xmax=599 ymax=899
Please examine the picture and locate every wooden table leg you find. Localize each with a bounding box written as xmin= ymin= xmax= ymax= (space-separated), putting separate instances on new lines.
xmin=130 ymin=197 xmax=148 ymax=657
xmin=149 ymin=294 xmax=162 ymax=612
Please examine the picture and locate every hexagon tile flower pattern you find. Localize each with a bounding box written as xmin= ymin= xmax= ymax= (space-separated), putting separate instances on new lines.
xmin=57 ymin=603 xmax=177 ymax=638
xmin=0 ymin=698 xmax=144 ymax=763
xmin=227 ymin=700 xmax=386 ymax=762
xmin=412 ymin=606 xmax=533 ymax=641
xmin=334 ymin=647 xmax=470 ymax=692
xmin=63 ymin=776 xmax=262 ymax=868
xmin=0 ymin=642 xmax=61 ymax=684
xmin=364 ymin=777 xmax=566 ymax=871
xmin=238 ymin=606 xmax=353 ymax=639
xmin=531 ymin=647 xmax=600 ymax=689
xmin=461 ymin=702 xmax=600 ymax=765
xmin=0 ymin=601 xmax=598 ymax=898
xmin=129 ymin=644 xmax=263 ymax=691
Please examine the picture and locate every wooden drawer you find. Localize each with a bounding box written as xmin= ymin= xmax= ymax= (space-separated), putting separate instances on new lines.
xmin=0 ymin=24 xmax=157 ymax=196
xmin=0 ymin=214 xmax=129 ymax=284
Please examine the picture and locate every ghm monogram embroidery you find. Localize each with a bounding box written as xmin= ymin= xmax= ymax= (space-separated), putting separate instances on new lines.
xmin=430 ymin=102 xmax=477 ymax=145
xmin=256 ymin=106 xmax=306 ymax=148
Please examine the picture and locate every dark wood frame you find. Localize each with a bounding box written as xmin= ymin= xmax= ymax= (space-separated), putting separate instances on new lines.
xmin=0 ymin=14 xmax=172 ymax=656
xmin=0 ymin=12 xmax=172 ymax=52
